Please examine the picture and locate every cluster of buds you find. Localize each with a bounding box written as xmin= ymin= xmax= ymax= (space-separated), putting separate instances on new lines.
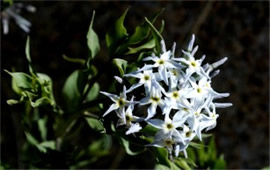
xmin=100 ymin=35 xmax=231 ymax=158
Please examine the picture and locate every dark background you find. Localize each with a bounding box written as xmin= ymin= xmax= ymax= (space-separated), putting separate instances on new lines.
xmin=1 ymin=1 xmax=269 ymax=169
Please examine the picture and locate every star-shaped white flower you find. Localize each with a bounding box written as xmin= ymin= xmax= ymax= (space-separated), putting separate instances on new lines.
xmin=100 ymin=86 xmax=137 ymax=117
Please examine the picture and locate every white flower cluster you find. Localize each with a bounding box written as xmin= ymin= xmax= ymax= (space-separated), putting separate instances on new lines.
xmin=100 ymin=35 xmax=232 ymax=158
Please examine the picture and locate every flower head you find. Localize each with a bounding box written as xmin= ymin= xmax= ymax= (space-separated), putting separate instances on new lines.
xmin=101 ymin=35 xmax=231 ymax=159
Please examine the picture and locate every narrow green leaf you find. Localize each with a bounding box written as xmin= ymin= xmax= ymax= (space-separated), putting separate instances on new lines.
xmin=174 ymin=158 xmax=192 ymax=170
xmin=152 ymin=147 xmax=178 ymax=170
xmin=113 ymin=58 xmax=127 ymax=77
xmin=63 ymin=54 xmax=85 ymax=65
xmin=145 ymin=17 xmax=163 ymax=54
xmin=25 ymin=132 xmax=39 ymax=145
xmin=32 ymin=97 xmax=53 ymax=107
xmin=129 ymin=8 xmax=164 ymax=44
xmin=207 ymin=136 xmax=217 ymax=161
xmin=125 ymin=39 xmax=155 ymax=55
xmin=120 ymin=137 xmax=145 ymax=156
xmin=154 ymin=164 xmax=171 ymax=170
xmin=159 ymin=19 xmax=165 ymax=33
xmin=25 ymin=37 xmax=35 ymax=75
xmin=213 ymin=154 xmax=226 ymax=169
xmin=106 ymin=7 xmax=130 ymax=55
xmin=115 ymin=7 xmax=129 ymax=39
xmin=7 ymin=99 xmax=19 ymax=105
xmin=87 ymin=10 xmax=100 ymax=59
xmin=25 ymin=37 xmax=31 ymax=63
xmin=190 ymin=142 xmax=206 ymax=149
xmin=145 ymin=17 xmax=163 ymax=40
xmin=38 ymin=117 xmax=48 ymax=141
xmin=39 ymin=141 xmax=56 ymax=150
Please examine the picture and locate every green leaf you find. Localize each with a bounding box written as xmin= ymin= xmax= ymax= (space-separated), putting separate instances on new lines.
xmin=106 ymin=7 xmax=129 ymax=55
xmin=32 ymin=97 xmax=53 ymax=107
xmin=7 ymin=99 xmax=19 ymax=105
xmin=174 ymin=158 xmax=192 ymax=170
xmin=129 ymin=8 xmax=164 ymax=45
xmin=85 ymin=82 xmax=100 ymax=102
xmin=25 ymin=131 xmax=39 ymax=146
xmin=87 ymin=10 xmax=100 ymax=61
xmin=38 ymin=117 xmax=48 ymax=141
xmin=25 ymin=37 xmax=31 ymax=63
xmin=151 ymin=147 xmax=178 ymax=170
xmin=207 ymin=136 xmax=217 ymax=161
xmin=190 ymin=142 xmax=206 ymax=149
xmin=175 ymin=157 xmax=197 ymax=169
xmin=140 ymin=124 xmax=159 ymax=136
xmin=5 ymin=70 xmax=33 ymax=93
xmin=62 ymin=54 xmax=86 ymax=65
xmin=186 ymin=147 xmax=196 ymax=164
xmin=119 ymin=137 xmax=145 ymax=156
xmin=125 ymin=39 xmax=155 ymax=55
xmin=145 ymin=17 xmax=163 ymax=54
xmin=115 ymin=7 xmax=129 ymax=39
xmin=89 ymin=135 xmax=112 ymax=155
xmin=213 ymin=154 xmax=226 ymax=169
xmin=25 ymin=37 xmax=35 ymax=75
xmin=62 ymin=70 xmax=88 ymax=112
xmin=159 ymin=20 xmax=165 ymax=34
xmin=39 ymin=141 xmax=56 ymax=150
xmin=154 ymin=164 xmax=171 ymax=170
xmin=197 ymin=144 xmax=207 ymax=167
xmin=113 ymin=58 xmax=128 ymax=77
xmin=85 ymin=117 xmax=104 ymax=132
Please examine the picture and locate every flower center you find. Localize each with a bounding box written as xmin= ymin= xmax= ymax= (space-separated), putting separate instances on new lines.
xmin=164 ymin=139 xmax=174 ymax=147
xmin=166 ymin=123 xmax=174 ymax=130
xmin=126 ymin=114 xmax=133 ymax=123
xmin=191 ymin=61 xmax=197 ymax=67
xmin=183 ymin=108 xmax=189 ymax=112
xmin=185 ymin=131 xmax=192 ymax=137
xmin=117 ymin=98 xmax=125 ymax=107
xmin=158 ymin=59 xmax=165 ymax=65
xmin=144 ymin=75 xmax=150 ymax=81
xmin=172 ymin=91 xmax=179 ymax=99
xmin=151 ymin=97 xmax=160 ymax=103
xmin=172 ymin=70 xmax=177 ymax=76
xmin=197 ymin=88 xmax=202 ymax=93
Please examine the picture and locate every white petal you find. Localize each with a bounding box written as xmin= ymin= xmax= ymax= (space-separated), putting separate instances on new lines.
xmin=103 ymin=104 xmax=119 ymax=117
xmin=126 ymin=123 xmax=142 ymax=135
xmin=126 ymin=83 xmax=143 ymax=93
xmin=146 ymin=104 xmax=158 ymax=120
xmin=100 ymin=91 xmax=118 ymax=102
xmin=214 ymin=102 xmax=233 ymax=108
xmin=161 ymin=39 xmax=167 ymax=53
xmin=188 ymin=34 xmax=195 ymax=52
xmin=159 ymin=67 xmax=168 ymax=85
xmin=114 ymin=76 xmax=123 ymax=84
